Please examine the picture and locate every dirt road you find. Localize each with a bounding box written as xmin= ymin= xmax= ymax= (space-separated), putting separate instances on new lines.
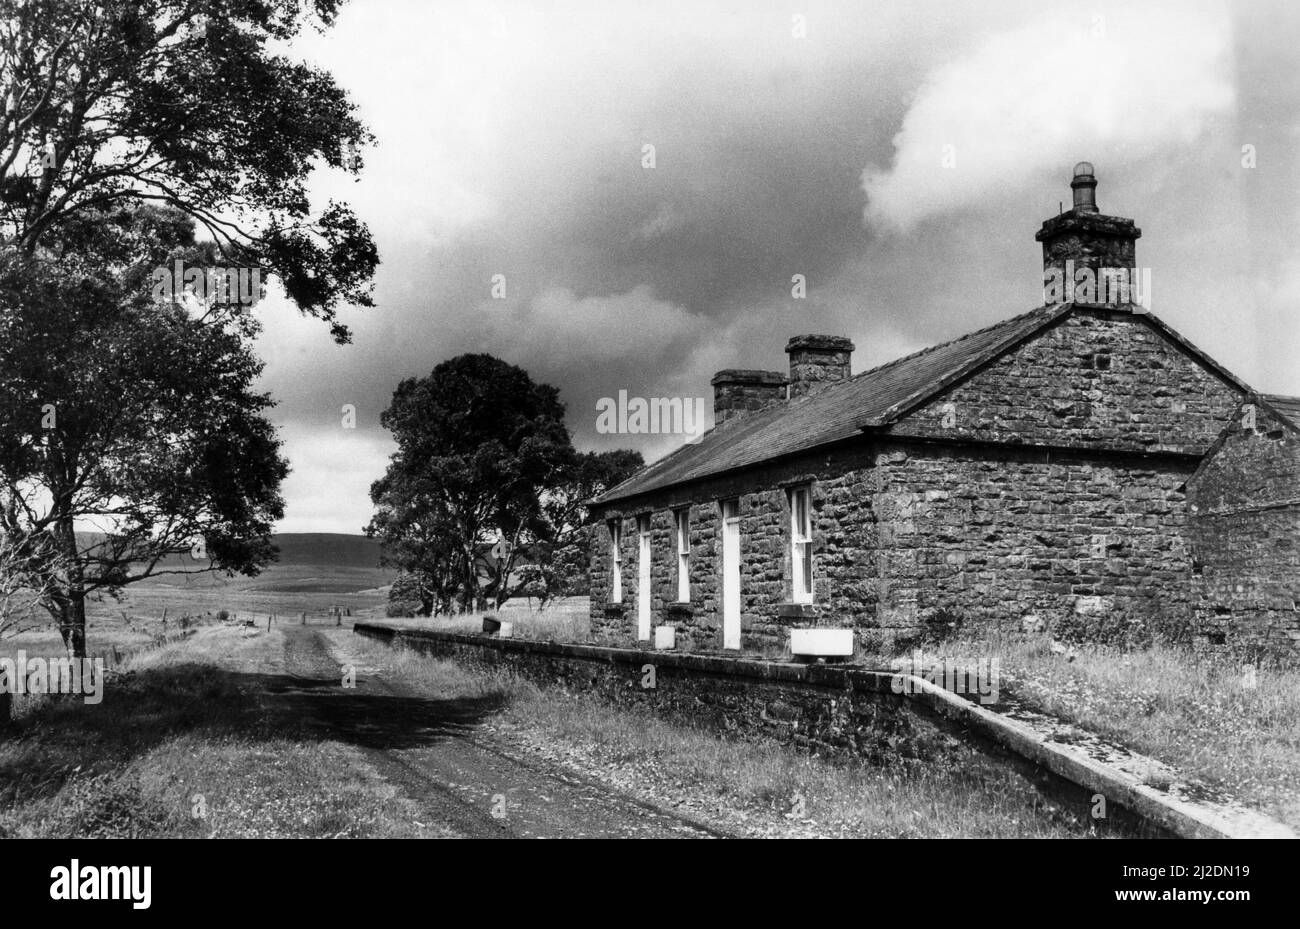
xmin=272 ymin=626 xmax=725 ymax=838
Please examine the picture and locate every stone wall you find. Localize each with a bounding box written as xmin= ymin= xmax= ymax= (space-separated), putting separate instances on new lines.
xmin=353 ymin=623 xmax=1180 ymax=835
xmin=873 ymin=441 xmax=1199 ymax=645
xmin=889 ymin=309 xmax=1241 ymax=456
xmin=1187 ymin=402 xmax=1300 ymax=656
xmin=591 ymin=440 xmax=1203 ymax=651
xmin=590 ymin=444 xmax=879 ymax=653
xmin=358 ymin=624 xmax=951 ymax=762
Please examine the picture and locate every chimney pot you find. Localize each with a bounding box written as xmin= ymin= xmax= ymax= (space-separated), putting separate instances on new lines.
xmin=1036 ymin=162 xmax=1142 ymax=307
xmin=1070 ymin=161 xmax=1098 ymax=213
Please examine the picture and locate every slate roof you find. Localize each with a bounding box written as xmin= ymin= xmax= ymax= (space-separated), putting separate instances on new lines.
xmin=594 ymin=303 xmax=1074 ymax=506
xmin=1263 ymin=394 xmax=1300 ymax=429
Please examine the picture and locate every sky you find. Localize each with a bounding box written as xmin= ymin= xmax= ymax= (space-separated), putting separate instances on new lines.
xmin=257 ymin=0 xmax=1300 ymax=534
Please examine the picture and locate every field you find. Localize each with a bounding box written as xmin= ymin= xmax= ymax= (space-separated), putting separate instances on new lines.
xmin=1 ymin=533 xmax=396 ymax=660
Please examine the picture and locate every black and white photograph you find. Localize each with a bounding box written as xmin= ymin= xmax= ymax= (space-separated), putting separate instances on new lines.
xmin=0 ymin=0 xmax=1294 ymax=905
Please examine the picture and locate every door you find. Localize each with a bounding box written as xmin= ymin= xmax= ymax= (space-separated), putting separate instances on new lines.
xmin=637 ymin=515 xmax=651 ymax=641
xmin=721 ymin=499 xmax=741 ymax=650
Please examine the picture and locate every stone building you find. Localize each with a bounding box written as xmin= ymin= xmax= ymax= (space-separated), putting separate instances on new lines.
xmin=1186 ymin=394 xmax=1300 ymax=656
xmin=588 ymin=165 xmax=1255 ymax=654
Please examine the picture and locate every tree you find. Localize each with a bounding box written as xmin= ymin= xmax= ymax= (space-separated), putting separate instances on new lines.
xmin=0 ymin=0 xmax=377 ymax=341
xmin=367 ymin=354 xmax=576 ymax=612
xmin=0 ymin=203 xmax=288 ymax=657
xmin=527 ymin=449 xmax=643 ymax=604
xmin=0 ymin=528 xmax=66 ymax=640
xmin=385 ymin=570 xmax=430 ymax=618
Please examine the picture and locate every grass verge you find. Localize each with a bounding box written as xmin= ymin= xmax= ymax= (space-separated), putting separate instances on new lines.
xmin=333 ymin=631 xmax=1113 ymax=838
xmin=935 ymin=631 xmax=1300 ymax=829
xmin=0 ymin=626 xmax=452 ymax=838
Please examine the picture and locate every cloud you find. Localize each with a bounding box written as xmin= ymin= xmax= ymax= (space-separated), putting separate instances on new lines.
xmin=491 ymin=285 xmax=706 ymax=367
xmin=244 ymin=0 xmax=1299 ymax=533
xmin=271 ymin=425 xmax=396 ymax=535
xmin=862 ymin=3 xmax=1235 ymax=232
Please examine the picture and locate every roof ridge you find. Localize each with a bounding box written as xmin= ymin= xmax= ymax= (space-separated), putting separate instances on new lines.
xmin=842 ymin=303 xmax=1056 ymax=385
xmin=767 ymin=304 xmax=1059 ymax=419
xmin=592 ymin=304 xmax=1068 ymax=507
xmin=1255 ymin=393 xmax=1300 ymax=433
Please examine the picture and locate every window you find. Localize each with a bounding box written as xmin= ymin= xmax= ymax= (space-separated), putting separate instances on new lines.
xmin=789 ymin=486 xmax=813 ymax=603
xmin=720 ymin=498 xmax=741 ymax=650
xmin=609 ymin=519 xmax=622 ymax=602
xmin=675 ymin=508 xmax=691 ymax=602
xmin=636 ymin=515 xmax=652 ymax=640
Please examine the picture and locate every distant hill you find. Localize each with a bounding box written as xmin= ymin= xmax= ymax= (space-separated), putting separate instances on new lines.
xmin=270 ymin=533 xmax=387 ymax=570
xmin=71 ymin=535 xmax=390 ymax=584
xmin=72 ymin=531 xmax=388 ymax=570
xmin=69 ymin=531 xmax=395 ymax=595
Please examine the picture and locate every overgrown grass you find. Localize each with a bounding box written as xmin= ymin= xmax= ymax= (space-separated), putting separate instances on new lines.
xmin=381 ymin=596 xmax=591 ymax=643
xmin=935 ymin=631 xmax=1300 ymax=829
xmin=0 ymin=626 xmax=451 ymax=838
xmin=368 ymin=597 xmax=1300 ymax=829
xmin=336 ymin=633 xmax=1105 ymax=838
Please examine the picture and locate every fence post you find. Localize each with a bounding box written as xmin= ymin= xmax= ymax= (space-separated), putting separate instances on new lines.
xmin=267 ymin=615 xmax=272 ymax=630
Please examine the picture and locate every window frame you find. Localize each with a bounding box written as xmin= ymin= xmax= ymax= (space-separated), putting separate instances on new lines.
xmin=674 ymin=507 xmax=691 ymax=603
xmin=608 ymin=518 xmax=623 ymax=603
xmin=789 ymin=485 xmax=814 ymax=604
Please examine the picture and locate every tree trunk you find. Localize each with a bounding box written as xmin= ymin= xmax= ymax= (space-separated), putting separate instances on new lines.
xmin=59 ymin=593 xmax=86 ymax=659
xmin=52 ymin=512 xmax=87 ymax=658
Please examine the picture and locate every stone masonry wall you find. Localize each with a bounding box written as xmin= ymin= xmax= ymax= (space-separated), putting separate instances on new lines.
xmin=590 ymin=445 xmax=879 ymax=654
xmin=1187 ymin=402 xmax=1300 ymax=656
xmin=352 ymin=624 xmax=1170 ymax=835
xmin=874 ymin=441 xmax=1199 ymax=645
xmin=889 ymin=309 xmax=1241 ymax=456
xmin=590 ymin=436 xmax=1201 ymax=651
xmin=363 ymin=625 xmax=950 ymax=762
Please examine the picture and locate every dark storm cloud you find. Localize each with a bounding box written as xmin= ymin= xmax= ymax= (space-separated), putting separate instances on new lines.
xmin=261 ymin=0 xmax=1300 ymax=531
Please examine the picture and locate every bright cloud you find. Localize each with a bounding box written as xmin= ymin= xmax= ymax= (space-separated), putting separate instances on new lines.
xmin=862 ymin=3 xmax=1235 ymax=232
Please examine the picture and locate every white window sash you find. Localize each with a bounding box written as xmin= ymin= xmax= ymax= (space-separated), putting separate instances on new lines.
xmin=676 ymin=509 xmax=690 ymax=602
xmin=791 ymin=488 xmax=813 ymax=603
xmin=610 ymin=521 xmax=622 ymax=602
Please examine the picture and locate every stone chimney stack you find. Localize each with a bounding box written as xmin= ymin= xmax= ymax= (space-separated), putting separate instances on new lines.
xmin=710 ymin=369 xmax=788 ymax=425
xmin=1035 ymin=162 xmax=1143 ymax=307
xmin=785 ymin=335 xmax=854 ymax=398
